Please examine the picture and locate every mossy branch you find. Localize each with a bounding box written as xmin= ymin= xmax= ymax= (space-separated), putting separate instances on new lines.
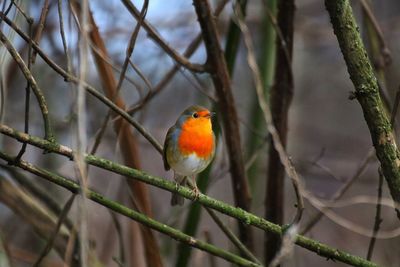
xmin=0 ymin=124 xmax=379 ymax=267
xmin=0 ymin=151 xmax=259 ymax=267
xmin=325 ymin=0 xmax=400 ymax=217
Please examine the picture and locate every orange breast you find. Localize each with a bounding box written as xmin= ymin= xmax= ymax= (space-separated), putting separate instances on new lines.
xmin=178 ymin=117 xmax=214 ymax=158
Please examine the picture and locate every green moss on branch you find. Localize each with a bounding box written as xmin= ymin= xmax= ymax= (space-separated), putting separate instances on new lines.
xmin=0 ymin=151 xmax=259 ymax=267
xmin=325 ymin=0 xmax=400 ymax=216
xmin=0 ymin=124 xmax=379 ymax=267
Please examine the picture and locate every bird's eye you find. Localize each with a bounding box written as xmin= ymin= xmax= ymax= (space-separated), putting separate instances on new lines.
xmin=193 ymin=112 xmax=199 ymax=118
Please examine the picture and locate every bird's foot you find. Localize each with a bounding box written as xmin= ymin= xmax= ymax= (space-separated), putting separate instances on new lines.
xmin=192 ymin=186 xmax=200 ymax=201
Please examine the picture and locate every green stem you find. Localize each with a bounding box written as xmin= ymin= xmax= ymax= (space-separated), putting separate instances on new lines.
xmin=0 ymin=124 xmax=379 ymax=267
xmin=0 ymin=151 xmax=259 ymax=267
xmin=247 ymin=0 xmax=277 ymax=189
xmin=325 ymin=0 xmax=400 ymax=218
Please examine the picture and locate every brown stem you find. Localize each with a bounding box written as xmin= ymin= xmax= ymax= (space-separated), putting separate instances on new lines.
xmin=264 ymin=0 xmax=295 ymax=264
xmin=192 ymin=0 xmax=253 ymax=250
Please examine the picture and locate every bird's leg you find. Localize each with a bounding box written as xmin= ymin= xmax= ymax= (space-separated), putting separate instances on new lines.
xmin=173 ymin=173 xmax=181 ymax=195
xmin=191 ymin=175 xmax=200 ymax=201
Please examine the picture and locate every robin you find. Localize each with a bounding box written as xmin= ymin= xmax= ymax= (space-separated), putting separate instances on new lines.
xmin=163 ymin=105 xmax=216 ymax=205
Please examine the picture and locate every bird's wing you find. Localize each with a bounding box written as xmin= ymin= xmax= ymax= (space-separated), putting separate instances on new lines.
xmin=163 ymin=125 xmax=178 ymax=171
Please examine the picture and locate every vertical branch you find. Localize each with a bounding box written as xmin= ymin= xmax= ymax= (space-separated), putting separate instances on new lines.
xmin=174 ymin=2 xmax=230 ymax=265
xmin=264 ymin=0 xmax=295 ymax=264
xmin=76 ymin=0 xmax=89 ymax=265
xmin=15 ymin=0 xmax=50 ymax=161
xmin=192 ymin=0 xmax=253 ymax=249
xmin=31 ymin=0 xmax=49 ymax=64
xmin=247 ymin=0 xmax=277 ymax=187
xmin=361 ymin=0 xmax=392 ymax=125
xmin=13 ymin=19 xmax=33 ymax=162
xmin=224 ymin=0 xmax=247 ymax=73
xmin=325 ymin=0 xmax=400 ymax=219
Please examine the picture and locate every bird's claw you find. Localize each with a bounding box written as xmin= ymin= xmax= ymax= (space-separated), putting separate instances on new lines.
xmin=192 ymin=186 xmax=200 ymax=201
xmin=175 ymin=182 xmax=179 ymax=192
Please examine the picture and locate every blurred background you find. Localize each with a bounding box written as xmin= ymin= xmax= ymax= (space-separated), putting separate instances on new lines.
xmin=0 ymin=0 xmax=400 ymax=266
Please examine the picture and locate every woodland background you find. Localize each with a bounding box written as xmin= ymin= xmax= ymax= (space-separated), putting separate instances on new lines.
xmin=0 ymin=0 xmax=399 ymax=267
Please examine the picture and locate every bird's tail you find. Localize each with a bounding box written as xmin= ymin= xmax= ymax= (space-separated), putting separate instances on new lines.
xmin=171 ymin=176 xmax=187 ymax=206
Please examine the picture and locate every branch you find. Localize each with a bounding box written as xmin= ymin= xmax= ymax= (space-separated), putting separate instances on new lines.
xmin=366 ymin=168 xmax=384 ymax=260
xmin=0 ymin=152 xmax=260 ymax=267
xmin=127 ymin=0 xmax=229 ymax=114
xmin=0 ymin=12 xmax=163 ymax=154
xmin=192 ymin=0 xmax=253 ymax=249
xmin=0 ymin=175 xmax=71 ymax=261
xmin=0 ymin=124 xmax=380 ymax=267
xmin=120 ymin=0 xmax=206 ymax=73
xmin=0 ymin=30 xmax=54 ymax=142
xmin=262 ymin=0 xmax=295 ymax=264
xmin=325 ymin=0 xmax=400 ymax=218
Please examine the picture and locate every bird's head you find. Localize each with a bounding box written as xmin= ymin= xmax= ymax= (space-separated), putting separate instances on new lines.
xmin=176 ymin=105 xmax=215 ymax=132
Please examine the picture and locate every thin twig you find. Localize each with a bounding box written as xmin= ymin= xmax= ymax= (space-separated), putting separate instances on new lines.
xmin=205 ymin=207 xmax=262 ymax=265
xmin=300 ymin=149 xmax=375 ymax=234
xmin=128 ymin=58 xmax=152 ymax=94
xmin=262 ymin=0 xmax=293 ymax=83
xmin=57 ymin=0 xmax=72 ymax=74
xmin=0 ymin=30 xmax=54 ymax=142
xmin=390 ymin=86 xmax=400 ymax=128
xmin=10 ymin=0 xmax=31 ymax=22
xmin=359 ymin=0 xmax=391 ymax=66
xmin=116 ymin=0 xmax=148 ymax=94
xmin=13 ymin=18 xmax=33 ymax=163
xmin=127 ymin=0 xmax=229 ymax=114
xmin=366 ymin=168 xmax=384 ymax=260
xmin=232 ymin=2 xmax=304 ymax=227
xmin=0 ymin=1 xmax=13 ymax=125
xmin=0 ymin=1 xmax=13 ymax=27
xmin=88 ymin=0 xmax=148 ymax=155
xmin=110 ymin=212 xmax=125 ymax=266
xmin=0 ymin=14 xmax=163 ymax=154
xmin=120 ymin=0 xmax=206 ymax=73
xmin=179 ymin=69 xmax=217 ymax=102
xmin=186 ymin=172 xmax=260 ymax=264
xmin=33 ymin=194 xmax=76 ymax=267
xmin=3 ymin=163 xmax=74 ymax=229
xmin=31 ymin=0 xmax=50 ymax=64
xmin=301 ymin=83 xmax=400 ymax=234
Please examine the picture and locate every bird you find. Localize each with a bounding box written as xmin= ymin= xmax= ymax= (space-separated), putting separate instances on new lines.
xmin=163 ymin=105 xmax=216 ymax=206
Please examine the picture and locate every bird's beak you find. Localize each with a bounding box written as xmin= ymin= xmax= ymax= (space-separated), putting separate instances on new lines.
xmin=206 ymin=112 xmax=216 ymax=118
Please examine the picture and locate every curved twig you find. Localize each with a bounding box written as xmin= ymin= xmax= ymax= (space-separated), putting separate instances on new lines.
xmin=0 ymin=30 xmax=54 ymax=142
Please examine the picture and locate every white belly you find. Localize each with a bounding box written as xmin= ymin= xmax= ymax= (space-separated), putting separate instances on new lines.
xmin=170 ymin=153 xmax=208 ymax=176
